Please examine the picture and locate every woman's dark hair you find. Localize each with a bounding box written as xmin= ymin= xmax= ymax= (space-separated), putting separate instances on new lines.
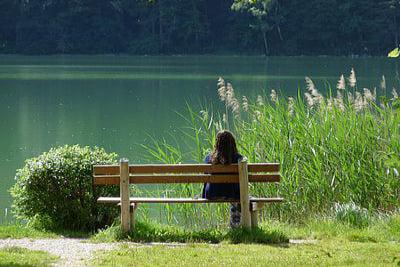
xmin=210 ymin=130 xmax=238 ymax=164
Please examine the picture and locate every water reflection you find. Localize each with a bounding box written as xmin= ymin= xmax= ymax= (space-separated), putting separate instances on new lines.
xmin=0 ymin=55 xmax=398 ymax=213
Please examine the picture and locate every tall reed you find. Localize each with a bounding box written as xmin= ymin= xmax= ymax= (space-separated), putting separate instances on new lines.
xmin=141 ymin=70 xmax=400 ymax=227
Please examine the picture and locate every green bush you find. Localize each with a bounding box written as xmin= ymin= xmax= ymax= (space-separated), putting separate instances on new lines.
xmin=10 ymin=145 xmax=119 ymax=231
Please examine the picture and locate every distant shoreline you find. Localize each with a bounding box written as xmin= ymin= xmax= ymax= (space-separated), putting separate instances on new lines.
xmin=0 ymin=54 xmax=392 ymax=59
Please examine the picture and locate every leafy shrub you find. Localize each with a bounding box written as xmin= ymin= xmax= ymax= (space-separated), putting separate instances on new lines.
xmin=333 ymin=202 xmax=370 ymax=228
xmin=10 ymin=145 xmax=119 ymax=231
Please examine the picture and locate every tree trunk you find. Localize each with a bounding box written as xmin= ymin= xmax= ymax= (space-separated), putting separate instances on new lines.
xmin=277 ymin=25 xmax=283 ymax=41
xmin=394 ymin=13 xmax=399 ymax=46
xmin=158 ymin=0 xmax=163 ymax=51
xmin=262 ymin=30 xmax=269 ymax=56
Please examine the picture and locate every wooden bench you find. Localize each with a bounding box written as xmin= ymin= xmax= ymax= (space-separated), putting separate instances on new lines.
xmin=93 ymin=158 xmax=283 ymax=233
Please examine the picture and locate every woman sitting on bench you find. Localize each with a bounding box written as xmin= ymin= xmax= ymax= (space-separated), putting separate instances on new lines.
xmin=202 ymin=130 xmax=243 ymax=228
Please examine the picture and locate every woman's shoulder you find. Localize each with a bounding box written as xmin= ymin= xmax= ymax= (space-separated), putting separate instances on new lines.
xmin=204 ymin=152 xmax=243 ymax=164
xmin=233 ymin=153 xmax=243 ymax=163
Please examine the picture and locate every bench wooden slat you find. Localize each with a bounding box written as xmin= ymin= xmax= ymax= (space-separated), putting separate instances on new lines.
xmin=97 ymin=197 xmax=284 ymax=204
xmin=131 ymin=164 xmax=239 ymax=174
xmin=248 ymin=163 xmax=280 ymax=173
xmin=93 ymin=165 xmax=119 ymax=175
xmin=93 ymin=174 xmax=280 ymax=185
xmin=93 ymin=163 xmax=280 ymax=175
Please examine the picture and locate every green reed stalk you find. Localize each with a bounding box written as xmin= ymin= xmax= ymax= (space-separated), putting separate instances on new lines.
xmin=141 ymin=74 xmax=400 ymax=227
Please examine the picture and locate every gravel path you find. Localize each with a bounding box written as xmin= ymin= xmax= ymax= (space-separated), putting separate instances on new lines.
xmin=0 ymin=238 xmax=118 ymax=266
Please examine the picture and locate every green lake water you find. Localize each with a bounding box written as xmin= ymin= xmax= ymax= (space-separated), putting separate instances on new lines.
xmin=0 ymin=55 xmax=399 ymax=221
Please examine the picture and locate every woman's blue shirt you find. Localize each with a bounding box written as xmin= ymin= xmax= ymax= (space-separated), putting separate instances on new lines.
xmin=201 ymin=153 xmax=242 ymax=200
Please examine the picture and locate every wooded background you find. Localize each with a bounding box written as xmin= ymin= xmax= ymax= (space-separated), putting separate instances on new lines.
xmin=0 ymin=0 xmax=399 ymax=55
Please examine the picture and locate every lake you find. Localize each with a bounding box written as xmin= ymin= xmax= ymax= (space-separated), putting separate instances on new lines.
xmin=0 ymin=55 xmax=399 ymax=221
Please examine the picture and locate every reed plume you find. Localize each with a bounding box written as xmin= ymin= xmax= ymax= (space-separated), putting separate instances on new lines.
xmin=337 ymin=74 xmax=346 ymax=90
xmin=217 ymin=77 xmax=226 ymax=101
xmin=354 ymin=91 xmax=364 ymax=111
xmin=363 ymin=88 xmax=375 ymax=104
xmin=226 ymin=82 xmax=240 ymax=118
xmin=334 ymin=90 xmax=345 ymax=111
xmin=242 ymin=96 xmax=249 ymax=112
xmin=270 ymin=89 xmax=278 ymax=103
xmin=381 ymin=75 xmax=386 ymax=92
xmin=288 ymin=96 xmax=295 ymax=116
xmin=348 ymin=68 xmax=357 ymax=88
xmin=392 ymin=88 xmax=399 ymax=99
xmin=305 ymin=92 xmax=314 ymax=108
xmin=305 ymin=76 xmax=323 ymax=106
xmin=327 ymin=98 xmax=334 ymax=110
xmin=257 ymin=95 xmax=264 ymax=106
xmin=347 ymin=92 xmax=354 ymax=104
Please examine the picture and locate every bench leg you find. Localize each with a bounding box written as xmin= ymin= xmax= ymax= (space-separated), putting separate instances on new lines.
xmin=250 ymin=202 xmax=265 ymax=228
xmin=130 ymin=203 xmax=138 ymax=229
xmin=120 ymin=159 xmax=131 ymax=233
xmin=251 ymin=210 xmax=258 ymax=228
xmin=238 ymin=158 xmax=251 ymax=229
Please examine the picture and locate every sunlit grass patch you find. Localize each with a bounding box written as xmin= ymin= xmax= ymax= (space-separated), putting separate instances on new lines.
xmin=92 ymin=240 xmax=400 ymax=267
xmin=92 ymin=221 xmax=288 ymax=244
xmin=0 ymin=246 xmax=59 ymax=266
xmin=262 ymin=214 xmax=400 ymax=243
xmin=92 ymin=213 xmax=400 ymax=245
xmin=0 ymin=223 xmax=94 ymax=239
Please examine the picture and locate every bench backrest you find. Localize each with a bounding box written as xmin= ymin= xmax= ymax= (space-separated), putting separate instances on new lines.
xmin=93 ymin=158 xmax=281 ymax=231
xmin=93 ymin=162 xmax=280 ymax=185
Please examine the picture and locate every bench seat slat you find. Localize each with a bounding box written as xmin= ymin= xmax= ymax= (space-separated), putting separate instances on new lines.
xmin=93 ymin=174 xmax=280 ymax=185
xmin=93 ymin=163 xmax=280 ymax=175
xmin=97 ymin=197 xmax=284 ymax=204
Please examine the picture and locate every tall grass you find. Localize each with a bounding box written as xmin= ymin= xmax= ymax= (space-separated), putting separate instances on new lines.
xmin=141 ymin=70 xmax=400 ymax=227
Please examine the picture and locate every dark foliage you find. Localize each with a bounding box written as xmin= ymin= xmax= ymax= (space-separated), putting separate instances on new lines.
xmin=0 ymin=0 xmax=399 ymax=55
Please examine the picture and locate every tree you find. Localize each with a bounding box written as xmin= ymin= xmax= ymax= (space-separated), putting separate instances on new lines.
xmin=232 ymin=0 xmax=282 ymax=55
xmin=385 ymin=0 xmax=400 ymax=47
xmin=0 ymin=0 xmax=18 ymax=52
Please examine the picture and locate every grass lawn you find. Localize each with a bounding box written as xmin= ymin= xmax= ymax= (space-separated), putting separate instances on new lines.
xmin=0 ymin=224 xmax=91 ymax=239
xmin=91 ymin=215 xmax=400 ymax=244
xmin=0 ymin=246 xmax=59 ymax=267
xmin=91 ymin=240 xmax=400 ymax=266
xmin=91 ymin=215 xmax=400 ymax=266
xmin=0 ymin=215 xmax=399 ymax=266
xmin=0 ymin=224 xmax=58 ymax=239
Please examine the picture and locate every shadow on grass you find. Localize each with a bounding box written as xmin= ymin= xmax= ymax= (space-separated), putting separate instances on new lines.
xmin=93 ymin=221 xmax=289 ymax=244
xmin=227 ymin=227 xmax=289 ymax=244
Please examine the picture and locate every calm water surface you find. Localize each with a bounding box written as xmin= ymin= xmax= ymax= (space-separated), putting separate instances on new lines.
xmin=0 ymin=55 xmax=399 ymax=220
